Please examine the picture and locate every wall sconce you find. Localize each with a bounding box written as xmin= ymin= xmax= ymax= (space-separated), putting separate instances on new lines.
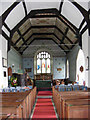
xmin=86 ymin=56 xmax=89 ymax=70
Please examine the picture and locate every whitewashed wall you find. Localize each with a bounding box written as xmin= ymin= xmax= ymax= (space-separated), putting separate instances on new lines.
xmin=82 ymin=29 xmax=89 ymax=87
xmin=88 ymin=1 xmax=90 ymax=88
xmin=8 ymin=47 xmax=23 ymax=73
xmin=53 ymin=57 xmax=66 ymax=79
xmin=0 ymin=35 xmax=8 ymax=88
xmin=88 ymin=35 xmax=90 ymax=87
xmin=67 ymin=45 xmax=80 ymax=82
xmin=23 ymin=57 xmax=34 ymax=79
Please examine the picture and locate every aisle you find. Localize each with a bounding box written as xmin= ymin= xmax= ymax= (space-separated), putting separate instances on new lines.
xmin=32 ymin=91 xmax=57 ymax=120
xmin=37 ymin=91 xmax=52 ymax=96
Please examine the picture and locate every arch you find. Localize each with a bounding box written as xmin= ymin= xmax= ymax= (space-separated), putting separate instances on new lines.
xmin=76 ymin=49 xmax=85 ymax=85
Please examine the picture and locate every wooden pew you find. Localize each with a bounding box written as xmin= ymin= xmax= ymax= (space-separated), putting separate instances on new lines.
xmin=52 ymin=86 xmax=89 ymax=119
xmin=0 ymin=87 xmax=37 ymax=119
xmin=0 ymin=91 xmax=30 ymax=118
xmin=65 ymin=99 xmax=90 ymax=119
xmin=60 ymin=93 xmax=89 ymax=119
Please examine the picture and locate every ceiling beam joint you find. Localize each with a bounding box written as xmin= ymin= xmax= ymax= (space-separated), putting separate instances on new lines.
xmin=22 ymin=0 xmax=27 ymax=16
xmin=60 ymin=27 xmax=69 ymax=44
xmin=79 ymin=18 xmax=85 ymax=31
xmin=17 ymin=29 xmax=27 ymax=44
xmin=3 ymin=22 xmax=11 ymax=32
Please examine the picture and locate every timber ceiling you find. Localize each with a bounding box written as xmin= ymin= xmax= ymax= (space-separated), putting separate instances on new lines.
xmin=11 ymin=9 xmax=78 ymax=54
xmin=1 ymin=0 xmax=89 ymax=56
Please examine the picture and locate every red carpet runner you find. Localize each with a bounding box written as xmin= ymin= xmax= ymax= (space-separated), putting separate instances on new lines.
xmin=37 ymin=91 xmax=52 ymax=96
xmin=32 ymin=91 xmax=57 ymax=120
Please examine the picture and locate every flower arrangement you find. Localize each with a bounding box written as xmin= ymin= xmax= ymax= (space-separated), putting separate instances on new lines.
xmin=10 ymin=76 xmax=18 ymax=87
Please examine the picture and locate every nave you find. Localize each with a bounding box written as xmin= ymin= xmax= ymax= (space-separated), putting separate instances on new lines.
xmin=0 ymin=0 xmax=90 ymax=119
xmin=0 ymin=85 xmax=89 ymax=120
xmin=31 ymin=91 xmax=57 ymax=120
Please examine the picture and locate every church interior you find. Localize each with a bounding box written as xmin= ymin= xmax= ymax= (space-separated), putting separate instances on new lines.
xmin=0 ymin=0 xmax=90 ymax=119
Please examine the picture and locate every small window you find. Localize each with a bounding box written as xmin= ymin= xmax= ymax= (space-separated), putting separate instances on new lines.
xmin=66 ymin=60 xmax=69 ymax=78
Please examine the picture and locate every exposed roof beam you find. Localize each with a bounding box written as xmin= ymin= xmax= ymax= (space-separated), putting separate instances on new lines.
xmin=88 ymin=9 xmax=90 ymax=36
xmin=60 ymin=27 xmax=69 ymax=43
xmin=30 ymin=15 xmax=57 ymax=18
xmin=79 ymin=18 xmax=85 ymax=31
xmin=30 ymin=8 xmax=59 ymax=16
xmin=22 ymin=1 xmax=27 ymax=16
xmin=11 ymin=9 xmax=59 ymax=34
xmin=11 ymin=41 xmax=20 ymax=53
xmin=21 ymin=37 xmax=67 ymax=54
xmin=17 ymin=34 xmax=33 ymax=50
xmin=2 ymin=30 xmax=10 ymax=40
xmin=60 ymin=14 xmax=78 ymax=33
xmin=3 ymin=22 xmax=11 ymax=32
xmin=80 ymin=24 xmax=88 ymax=35
xmin=17 ymin=29 xmax=27 ymax=43
xmin=68 ymin=0 xmax=88 ymax=23
xmin=53 ymin=33 xmax=70 ymax=50
xmin=79 ymin=34 xmax=82 ymax=48
xmin=70 ymin=40 xmax=79 ymax=50
xmin=23 ymin=25 xmax=55 ymax=36
xmin=8 ymin=32 xmax=12 ymax=51
xmin=21 ymin=38 xmax=53 ymax=53
xmin=14 ymin=36 xmax=22 ymax=45
xmin=59 ymin=0 xmax=64 ymax=14
xmin=17 ymin=25 xmax=73 ymax=45
xmin=11 ymin=9 xmax=78 ymax=36
xmin=11 ymin=12 xmax=30 ymax=35
xmin=1 ymin=0 xmax=21 ymax=25
xmin=13 ymin=25 xmax=73 ymax=46
xmin=18 ymin=32 xmax=70 ymax=52
xmin=21 ymin=32 xmax=69 ymax=50
xmin=30 ymin=15 xmax=77 ymax=34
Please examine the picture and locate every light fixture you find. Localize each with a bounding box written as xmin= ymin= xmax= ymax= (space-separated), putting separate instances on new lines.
xmin=12 ymin=64 xmax=14 ymax=68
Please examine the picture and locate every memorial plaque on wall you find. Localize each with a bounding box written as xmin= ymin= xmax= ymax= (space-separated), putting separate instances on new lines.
xmin=25 ymin=68 xmax=32 ymax=72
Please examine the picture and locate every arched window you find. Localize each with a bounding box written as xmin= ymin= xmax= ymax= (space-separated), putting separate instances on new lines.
xmin=37 ymin=52 xmax=50 ymax=73
xmin=66 ymin=59 xmax=69 ymax=78
xmin=76 ymin=49 xmax=85 ymax=85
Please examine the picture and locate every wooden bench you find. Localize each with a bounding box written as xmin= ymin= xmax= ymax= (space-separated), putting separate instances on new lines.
xmin=65 ymin=99 xmax=90 ymax=119
xmin=0 ymin=87 xmax=37 ymax=119
xmin=60 ymin=93 xmax=89 ymax=119
xmin=52 ymin=86 xmax=90 ymax=119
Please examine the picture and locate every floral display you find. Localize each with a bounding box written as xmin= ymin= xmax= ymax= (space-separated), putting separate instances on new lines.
xmin=10 ymin=76 xmax=18 ymax=87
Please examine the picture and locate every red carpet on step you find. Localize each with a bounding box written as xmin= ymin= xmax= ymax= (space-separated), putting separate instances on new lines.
xmin=32 ymin=91 xmax=57 ymax=120
xmin=37 ymin=91 xmax=52 ymax=96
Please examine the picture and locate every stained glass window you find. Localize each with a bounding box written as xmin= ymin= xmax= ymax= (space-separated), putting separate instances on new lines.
xmin=37 ymin=52 xmax=51 ymax=73
xmin=42 ymin=59 xmax=45 ymax=73
xmin=47 ymin=58 xmax=50 ymax=73
xmin=37 ymin=59 xmax=41 ymax=73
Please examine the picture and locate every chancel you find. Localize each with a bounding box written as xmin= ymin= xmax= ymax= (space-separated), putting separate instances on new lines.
xmin=0 ymin=0 xmax=90 ymax=119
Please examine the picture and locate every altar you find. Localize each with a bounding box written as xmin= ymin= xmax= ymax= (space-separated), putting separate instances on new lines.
xmin=35 ymin=80 xmax=52 ymax=91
